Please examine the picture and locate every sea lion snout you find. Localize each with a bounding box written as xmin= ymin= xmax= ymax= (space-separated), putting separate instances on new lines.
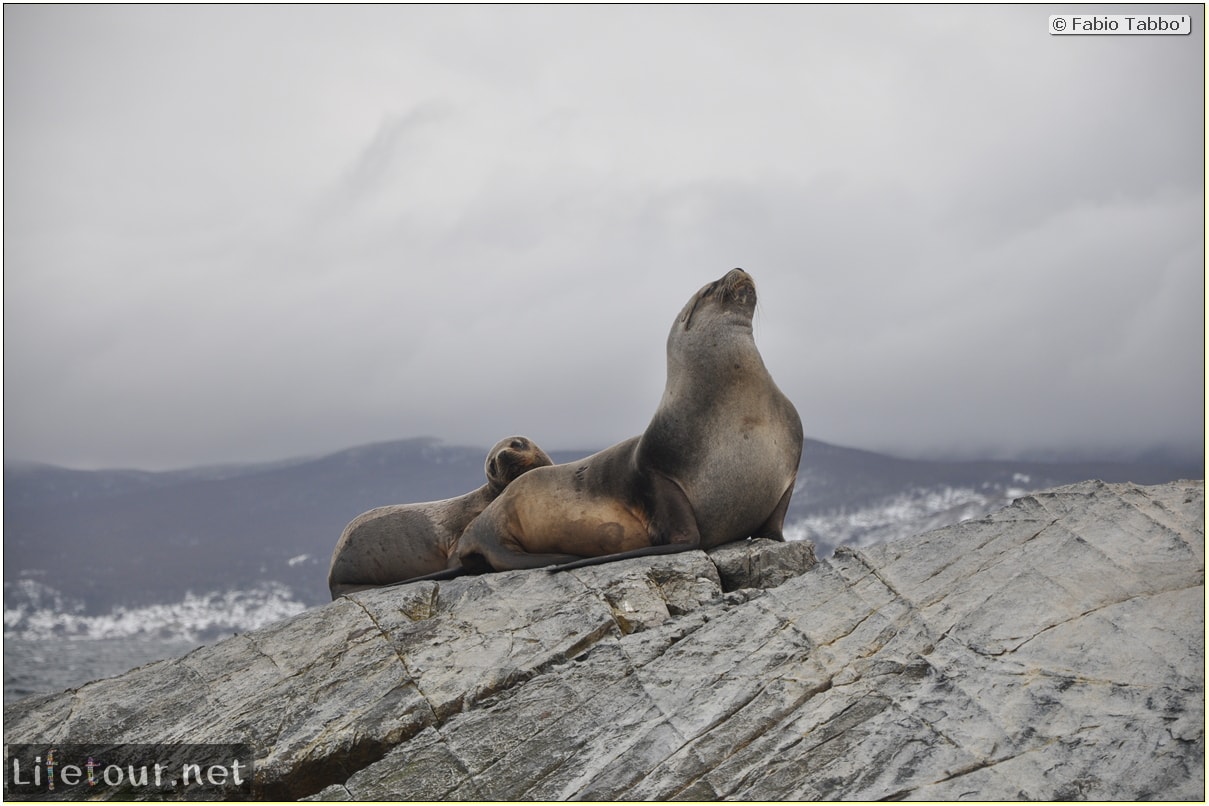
xmin=681 ymin=269 xmax=758 ymax=330
xmin=722 ymin=268 xmax=756 ymax=302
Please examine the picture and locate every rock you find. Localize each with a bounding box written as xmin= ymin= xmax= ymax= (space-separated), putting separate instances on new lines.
xmin=4 ymin=480 xmax=1203 ymax=801
xmin=707 ymin=535 xmax=816 ymax=591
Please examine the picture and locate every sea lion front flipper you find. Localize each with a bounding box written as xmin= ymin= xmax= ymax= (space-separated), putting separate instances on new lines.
xmin=645 ymin=469 xmax=701 ymax=547
xmin=749 ymin=477 xmax=796 ymax=542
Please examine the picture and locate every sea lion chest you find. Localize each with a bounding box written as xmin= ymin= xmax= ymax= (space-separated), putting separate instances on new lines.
xmin=642 ymin=370 xmax=802 ymax=548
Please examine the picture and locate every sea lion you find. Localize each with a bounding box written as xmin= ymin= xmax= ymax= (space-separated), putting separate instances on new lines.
xmin=327 ymin=436 xmax=553 ymax=597
xmin=456 ymin=268 xmax=803 ymax=572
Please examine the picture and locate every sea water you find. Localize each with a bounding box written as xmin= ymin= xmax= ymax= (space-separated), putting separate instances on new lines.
xmin=4 ymin=636 xmax=207 ymax=703
xmin=3 ymin=581 xmax=309 ymax=704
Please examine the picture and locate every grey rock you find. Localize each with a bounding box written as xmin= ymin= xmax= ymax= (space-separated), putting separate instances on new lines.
xmin=5 ymin=480 xmax=1203 ymax=801
xmin=707 ymin=535 xmax=817 ymax=591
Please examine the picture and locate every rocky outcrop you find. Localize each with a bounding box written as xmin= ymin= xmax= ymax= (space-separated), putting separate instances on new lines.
xmin=5 ymin=480 xmax=1203 ymax=800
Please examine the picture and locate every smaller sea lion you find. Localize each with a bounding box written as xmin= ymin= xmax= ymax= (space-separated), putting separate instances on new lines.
xmin=327 ymin=436 xmax=553 ymax=598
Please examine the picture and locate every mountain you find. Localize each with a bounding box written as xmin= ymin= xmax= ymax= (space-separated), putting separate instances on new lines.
xmin=4 ymin=437 xmax=1201 ymax=619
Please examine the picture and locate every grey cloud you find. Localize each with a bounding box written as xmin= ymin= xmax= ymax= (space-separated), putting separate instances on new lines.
xmin=4 ymin=4 xmax=1203 ymax=470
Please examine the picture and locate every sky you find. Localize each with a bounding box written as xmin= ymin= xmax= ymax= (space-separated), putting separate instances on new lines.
xmin=4 ymin=4 xmax=1205 ymax=471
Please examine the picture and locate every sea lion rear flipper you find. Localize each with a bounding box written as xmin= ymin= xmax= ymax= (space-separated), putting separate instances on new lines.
xmin=465 ymin=547 xmax=585 ymax=571
xmin=546 ymin=542 xmax=697 ymax=572
xmin=330 ymin=571 xmax=461 ymax=598
xmin=331 ymin=582 xmax=381 ymax=598
xmin=384 ymin=566 xmax=471 ymax=585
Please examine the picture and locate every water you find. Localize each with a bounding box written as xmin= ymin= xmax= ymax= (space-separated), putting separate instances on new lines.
xmin=3 ymin=581 xmax=310 ymax=705
xmin=4 ymin=636 xmax=207 ymax=704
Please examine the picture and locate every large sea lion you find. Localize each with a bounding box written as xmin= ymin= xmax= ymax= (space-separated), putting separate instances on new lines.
xmin=456 ymin=268 xmax=803 ymax=572
xmin=327 ymin=436 xmax=553 ymax=597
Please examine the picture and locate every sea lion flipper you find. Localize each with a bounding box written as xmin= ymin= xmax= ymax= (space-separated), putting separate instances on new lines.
xmin=545 ymin=542 xmax=696 ymax=573
xmin=646 ymin=470 xmax=701 ymax=547
xmin=463 ymin=546 xmax=584 ymax=571
xmin=749 ymin=478 xmax=796 ymax=542
xmin=384 ymin=566 xmax=470 ymax=586
xmin=331 ymin=582 xmax=382 ymax=597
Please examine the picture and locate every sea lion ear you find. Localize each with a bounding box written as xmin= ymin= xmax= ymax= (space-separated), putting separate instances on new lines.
xmin=680 ymin=294 xmax=701 ymax=330
xmin=680 ymin=281 xmax=718 ymax=330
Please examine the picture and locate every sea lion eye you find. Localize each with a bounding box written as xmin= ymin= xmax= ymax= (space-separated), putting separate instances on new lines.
xmin=511 ymin=439 xmax=525 ymax=450
xmin=488 ymin=458 xmax=498 ymax=475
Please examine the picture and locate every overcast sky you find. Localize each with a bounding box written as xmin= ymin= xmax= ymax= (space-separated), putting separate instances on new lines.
xmin=5 ymin=4 xmax=1204 ymax=471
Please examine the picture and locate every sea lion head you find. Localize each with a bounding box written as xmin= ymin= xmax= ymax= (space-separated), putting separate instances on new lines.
xmin=676 ymin=268 xmax=757 ymax=333
xmin=662 ymin=268 xmax=764 ymax=389
xmin=485 ymin=436 xmax=554 ymax=491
